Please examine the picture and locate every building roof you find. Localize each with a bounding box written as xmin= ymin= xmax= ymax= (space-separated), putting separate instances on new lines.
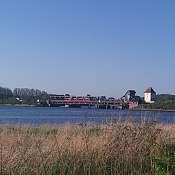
xmin=128 ymin=96 xmax=141 ymax=102
xmin=144 ymin=87 xmax=156 ymax=94
xmin=126 ymin=90 xmax=136 ymax=94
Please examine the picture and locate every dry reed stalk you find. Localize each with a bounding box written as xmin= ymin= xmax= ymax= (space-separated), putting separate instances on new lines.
xmin=0 ymin=121 xmax=174 ymax=174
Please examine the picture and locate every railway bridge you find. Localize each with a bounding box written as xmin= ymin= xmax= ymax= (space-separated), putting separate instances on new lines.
xmin=46 ymin=95 xmax=125 ymax=109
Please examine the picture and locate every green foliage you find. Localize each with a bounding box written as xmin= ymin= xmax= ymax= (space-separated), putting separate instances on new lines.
xmin=0 ymin=94 xmax=48 ymax=105
xmin=0 ymin=97 xmax=19 ymax=105
xmin=0 ymin=86 xmax=48 ymax=105
xmin=144 ymin=94 xmax=175 ymax=110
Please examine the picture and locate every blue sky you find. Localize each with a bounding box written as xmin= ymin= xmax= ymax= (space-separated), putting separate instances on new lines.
xmin=0 ymin=0 xmax=175 ymax=97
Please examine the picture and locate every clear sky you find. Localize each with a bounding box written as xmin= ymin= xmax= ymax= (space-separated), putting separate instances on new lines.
xmin=0 ymin=0 xmax=175 ymax=97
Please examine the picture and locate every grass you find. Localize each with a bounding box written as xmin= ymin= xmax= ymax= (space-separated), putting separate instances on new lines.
xmin=0 ymin=121 xmax=174 ymax=175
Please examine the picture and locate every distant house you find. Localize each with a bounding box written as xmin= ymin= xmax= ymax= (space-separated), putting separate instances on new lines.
xmin=123 ymin=90 xmax=136 ymax=102
xmin=144 ymin=87 xmax=156 ymax=103
xmin=122 ymin=90 xmax=141 ymax=109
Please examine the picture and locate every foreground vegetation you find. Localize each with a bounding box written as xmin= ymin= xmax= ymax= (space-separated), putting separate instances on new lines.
xmin=0 ymin=121 xmax=174 ymax=175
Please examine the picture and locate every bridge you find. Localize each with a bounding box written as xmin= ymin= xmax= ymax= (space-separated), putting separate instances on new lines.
xmin=46 ymin=95 xmax=125 ymax=109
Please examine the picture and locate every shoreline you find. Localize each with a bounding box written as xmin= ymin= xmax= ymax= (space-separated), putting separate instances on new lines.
xmin=131 ymin=108 xmax=175 ymax=112
xmin=0 ymin=104 xmax=37 ymax=107
xmin=0 ymin=104 xmax=175 ymax=112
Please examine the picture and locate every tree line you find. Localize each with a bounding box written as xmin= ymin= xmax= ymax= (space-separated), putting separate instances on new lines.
xmin=144 ymin=94 xmax=175 ymax=110
xmin=0 ymin=86 xmax=47 ymax=97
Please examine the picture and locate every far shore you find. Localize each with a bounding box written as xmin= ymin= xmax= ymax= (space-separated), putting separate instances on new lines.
xmin=132 ymin=108 xmax=175 ymax=112
xmin=0 ymin=104 xmax=37 ymax=107
xmin=0 ymin=104 xmax=175 ymax=112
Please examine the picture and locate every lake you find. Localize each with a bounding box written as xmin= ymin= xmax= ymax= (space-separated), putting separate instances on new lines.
xmin=0 ymin=106 xmax=174 ymax=125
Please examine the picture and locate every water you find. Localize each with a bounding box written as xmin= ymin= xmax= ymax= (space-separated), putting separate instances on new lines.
xmin=0 ymin=106 xmax=174 ymax=125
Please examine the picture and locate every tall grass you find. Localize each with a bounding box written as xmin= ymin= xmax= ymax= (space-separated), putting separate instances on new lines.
xmin=0 ymin=121 xmax=174 ymax=175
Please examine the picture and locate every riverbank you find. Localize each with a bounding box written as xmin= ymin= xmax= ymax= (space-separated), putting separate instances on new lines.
xmin=0 ymin=104 xmax=37 ymax=107
xmin=1 ymin=103 xmax=175 ymax=113
xmin=0 ymin=121 xmax=174 ymax=175
xmin=132 ymin=108 xmax=175 ymax=112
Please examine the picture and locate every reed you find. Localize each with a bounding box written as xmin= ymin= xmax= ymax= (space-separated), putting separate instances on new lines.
xmin=0 ymin=121 xmax=174 ymax=175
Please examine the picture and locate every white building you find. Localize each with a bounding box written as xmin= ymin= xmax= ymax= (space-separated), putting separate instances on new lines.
xmin=144 ymin=87 xmax=156 ymax=103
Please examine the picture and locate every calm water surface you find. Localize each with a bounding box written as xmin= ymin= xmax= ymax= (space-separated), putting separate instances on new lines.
xmin=0 ymin=106 xmax=174 ymax=125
